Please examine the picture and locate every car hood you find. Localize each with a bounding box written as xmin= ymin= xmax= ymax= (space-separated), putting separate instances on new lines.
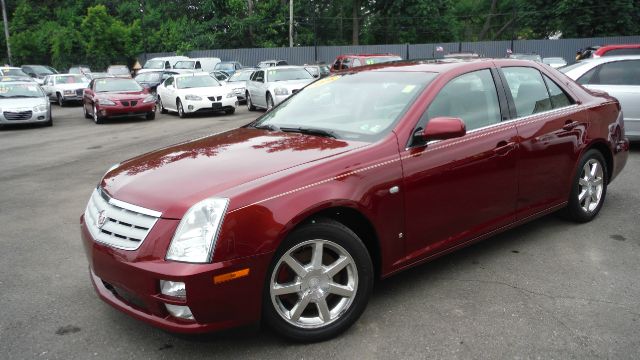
xmin=101 ymin=128 xmax=368 ymax=219
xmin=97 ymin=91 xmax=148 ymax=100
xmin=0 ymin=97 xmax=47 ymax=109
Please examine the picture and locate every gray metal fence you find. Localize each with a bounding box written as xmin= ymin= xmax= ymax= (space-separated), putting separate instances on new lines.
xmin=139 ymin=35 xmax=640 ymax=68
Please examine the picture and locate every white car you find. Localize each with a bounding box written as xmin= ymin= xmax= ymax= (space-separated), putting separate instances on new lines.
xmin=0 ymin=80 xmax=52 ymax=127
xmin=41 ymin=74 xmax=90 ymax=106
xmin=245 ymin=66 xmax=315 ymax=110
xmin=138 ymin=56 xmax=189 ymax=75
xmin=560 ymin=55 xmax=640 ymax=141
xmin=156 ymin=73 xmax=237 ymax=118
xmin=172 ymin=58 xmax=222 ymax=74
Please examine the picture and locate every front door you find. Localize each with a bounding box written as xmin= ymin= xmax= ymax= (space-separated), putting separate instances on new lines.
xmin=400 ymin=68 xmax=519 ymax=260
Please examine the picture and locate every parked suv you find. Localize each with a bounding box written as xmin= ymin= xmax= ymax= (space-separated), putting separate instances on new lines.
xmin=330 ymin=54 xmax=402 ymax=73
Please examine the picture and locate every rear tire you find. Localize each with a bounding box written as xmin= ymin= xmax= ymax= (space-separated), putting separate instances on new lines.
xmin=83 ymin=104 xmax=91 ymax=119
xmin=564 ymin=149 xmax=608 ymax=222
xmin=263 ymin=218 xmax=373 ymax=342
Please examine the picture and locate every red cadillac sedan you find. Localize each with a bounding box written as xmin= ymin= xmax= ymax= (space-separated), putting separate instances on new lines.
xmin=80 ymin=59 xmax=629 ymax=341
xmin=82 ymin=77 xmax=156 ymax=124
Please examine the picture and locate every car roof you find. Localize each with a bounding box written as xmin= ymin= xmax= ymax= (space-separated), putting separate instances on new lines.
xmin=338 ymin=53 xmax=400 ymax=58
xmin=577 ymin=55 xmax=640 ymax=64
xmin=595 ymin=44 xmax=640 ymax=54
xmin=336 ymin=58 xmax=498 ymax=74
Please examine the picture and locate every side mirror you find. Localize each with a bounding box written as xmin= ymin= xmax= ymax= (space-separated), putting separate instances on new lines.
xmin=416 ymin=117 xmax=466 ymax=142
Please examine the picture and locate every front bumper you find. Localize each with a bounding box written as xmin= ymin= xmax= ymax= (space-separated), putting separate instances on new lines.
xmin=182 ymin=96 xmax=237 ymax=114
xmin=99 ymin=102 xmax=155 ymax=119
xmin=0 ymin=109 xmax=50 ymax=124
xmin=81 ymin=215 xmax=272 ymax=333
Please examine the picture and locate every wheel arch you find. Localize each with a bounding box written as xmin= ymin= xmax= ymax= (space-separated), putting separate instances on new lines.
xmin=278 ymin=202 xmax=382 ymax=280
xmin=583 ymin=140 xmax=614 ymax=182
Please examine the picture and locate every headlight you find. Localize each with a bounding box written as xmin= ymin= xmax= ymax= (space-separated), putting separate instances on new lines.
xmin=274 ymin=88 xmax=289 ymax=96
xmin=142 ymin=94 xmax=155 ymax=103
xmin=184 ymin=94 xmax=202 ymax=101
xmin=33 ymin=104 xmax=48 ymax=112
xmin=166 ymin=198 xmax=229 ymax=263
xmin=226 ymin=92 xmax=236 ymax=98
xmin=99 ymin=99 xmax=116 ymax=106
xmin=63 ymin=90 xmax=74 ymax=95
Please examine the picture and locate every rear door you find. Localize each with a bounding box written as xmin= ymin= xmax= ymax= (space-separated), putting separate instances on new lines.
xmin=401 ymin=67 xmax=519 ymax=258
xmin=498 ymin=64 xmax=586 ymax=218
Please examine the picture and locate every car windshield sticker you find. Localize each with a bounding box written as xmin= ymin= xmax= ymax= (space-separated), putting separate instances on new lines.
xmin=402 ymin=85 xmax=416 ymax=93
xmin=365 ymin=59 xmax=375 ymax=65
xmin=307 ymin=75 xmax=342 ymax=89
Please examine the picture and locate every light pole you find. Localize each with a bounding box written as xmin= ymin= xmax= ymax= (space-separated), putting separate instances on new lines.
xmin=289 ymin=0 xmax=293 ymax=47
xmin=1 ymin=0 xmax=11 ymax=65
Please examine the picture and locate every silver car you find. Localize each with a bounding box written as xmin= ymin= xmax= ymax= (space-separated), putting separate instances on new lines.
xmin=246 ymin=66 xmax=315 ymax=110
xmin=41 ymin=74 xmax=90 ymax=106
xmin=0 ymin=80 xmax=52 ymax=127
xmin=560 ymin=55 xmax=640 ymax=141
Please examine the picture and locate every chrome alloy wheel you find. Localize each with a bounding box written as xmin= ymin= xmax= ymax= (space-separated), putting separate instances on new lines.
xmin=270 ymin=239 xmax=358 ymax=329
xmin=578 ymin=158 xmax=604 ymax=213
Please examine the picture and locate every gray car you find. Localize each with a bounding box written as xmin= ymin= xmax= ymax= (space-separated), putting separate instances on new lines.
xmin=560 ymin=55 xmax=640 ymax=141
xmin=41 ymin=74 xmax=90 ymax=106
xmin=246 ymin=66 xmax=315 ymax=110
xmin=0 ymin=80 xmax=52 ymax=127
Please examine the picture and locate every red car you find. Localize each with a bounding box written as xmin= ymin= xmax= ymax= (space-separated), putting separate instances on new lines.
xmin=82 ymin=77 xmax=156 ymax=124
xmin=330 ymin=53 xmax=402 ymax=72
xmin=80 ymin=59 xmax=629 ymax=341
xmin=592 ymin=44 xmax=640 ymax=58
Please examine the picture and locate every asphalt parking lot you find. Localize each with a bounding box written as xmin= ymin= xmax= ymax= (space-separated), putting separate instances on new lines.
xmin=1 ymin=104 xmax=639 ymax=359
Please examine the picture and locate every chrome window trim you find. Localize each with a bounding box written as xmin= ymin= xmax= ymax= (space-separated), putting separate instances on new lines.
xmin=98 ymin=187 xmax=162 ymax=218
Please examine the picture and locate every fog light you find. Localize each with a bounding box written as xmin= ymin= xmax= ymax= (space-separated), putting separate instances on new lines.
xmin=160 ymin=280 xmax=186 ymax=298
xmin=165 ymin=304 xmax=194 ymax=320
xmin=188 ymin=105 xmax=194 ymax=110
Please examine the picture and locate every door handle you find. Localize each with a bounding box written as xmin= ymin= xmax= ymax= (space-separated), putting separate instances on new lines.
xmin=494 ymin=141 xmax=516 ymax=156
xmin=562 ymin=120 xmax=581 ymax=130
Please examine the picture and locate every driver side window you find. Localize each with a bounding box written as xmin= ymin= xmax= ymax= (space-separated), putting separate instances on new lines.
xmin=420 ymin=69 xmax=501 ymax=132
xmin=164 ymin=77 xmax=174 ymax=87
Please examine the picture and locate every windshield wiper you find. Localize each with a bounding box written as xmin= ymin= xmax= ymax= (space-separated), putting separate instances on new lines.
xmin=280 ymin=127 xmax=336 ymax=138
xmin=253 ymin=123 xmax=281 ymax=131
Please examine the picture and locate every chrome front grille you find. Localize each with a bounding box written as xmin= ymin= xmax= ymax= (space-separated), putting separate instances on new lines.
xmin=84 ymin=188 xmax=160 ymax=250
xmin=4 ymin=111 xmax=33 ymax=121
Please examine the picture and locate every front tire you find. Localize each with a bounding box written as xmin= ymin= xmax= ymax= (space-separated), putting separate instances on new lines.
xmin=266 ymin=93 xmax=274 ymax=110
xmin=247 ymin=92 xmax=256 ymax=111
xmin=225 ymin=107 xmax=235 ymax=115
xmin=57 ymin=93 xmax=65 ymax=107
xmin=177 ymin=99 xmax=186 ymax=118
xmin=158 ymin=96 xmax=168 ymax=114
xmin=83 ymin=104 xmax=91 ymax=119
xmin=92 ymin=104 xmax=104 ymax=124
xmin=565 ymin=149 xmax=608 ymax=222
xmin=146 ymin=110 xmax=156 ymax=120
xmin=263 ymin=218 xmax=373 ymax=342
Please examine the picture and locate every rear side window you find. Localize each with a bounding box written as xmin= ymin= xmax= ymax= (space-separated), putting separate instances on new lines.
xmin=424 ymin=69 xmax=501 ymax=131
xmin=341 ymin=58 xmax=352 ymax=69
xmin=542 ymin=74 xmax=573 ymax=108
xmin=353 ymin=58 xmax=362 ymax=67
xmin=332 ymin=59 xmax=341 ymax=70
xmin=502 ymin=67 xmax=551 ymax=117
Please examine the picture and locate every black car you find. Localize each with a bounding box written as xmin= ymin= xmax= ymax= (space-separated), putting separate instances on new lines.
xmin=134 ymin=71 xmax=178 ymax=94
xmin=21 ymin=65 xmax=58 ymax=82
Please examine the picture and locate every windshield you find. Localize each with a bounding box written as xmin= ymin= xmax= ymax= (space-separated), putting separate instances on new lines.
xmin=136 ymin=72 xmax=162 ymax=82
xmin=268 ymin=68 xmax=313 ymax=82
xmin=228 ymin=71 xmax=253 ymax=82
xmin=2 ymin=68 xmax=28 ymax=76
xmin=29 ymin=66 xmax=56 ymax=75
xmin=56 ymin=75 xmax=86 ymax=84
xmin=365 ymin=56 xmax=402 ymax=65
xmin=253 ymin=71 xmax=435 ymax=142
xmin=108 ymin=66 xmax=129 ymax=75
xmin=176 ymin=75 xmax=220 ymax=89
xmin=509 ymin=54 xmax=542 ymax=62
xmin=144 ymin=60 xmax=165 ymax=69
xmin=558 ymin=62 xmax=588 ymax=73
xmin=174 ymin=61 xmax=195 ymax=69
xmin=0 ymin=83 xmax=44 ymax=98
xmin=95 ymin=78 xmax=142 ymax=92
xmin=216 ymin=63 xmax=235 ymax=71
xmin=69 ymin=67 xmax=90 ymax=74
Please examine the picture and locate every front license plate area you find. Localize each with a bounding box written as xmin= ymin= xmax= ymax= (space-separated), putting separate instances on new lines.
xmin=212 ymin=102 xmax=222 ymax=109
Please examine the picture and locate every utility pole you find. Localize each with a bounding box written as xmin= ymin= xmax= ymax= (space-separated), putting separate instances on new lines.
xmin=1 ymin=0 xmax=11 ymax=65
xmin=289 ymin=0 xmax=293 ymax=47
